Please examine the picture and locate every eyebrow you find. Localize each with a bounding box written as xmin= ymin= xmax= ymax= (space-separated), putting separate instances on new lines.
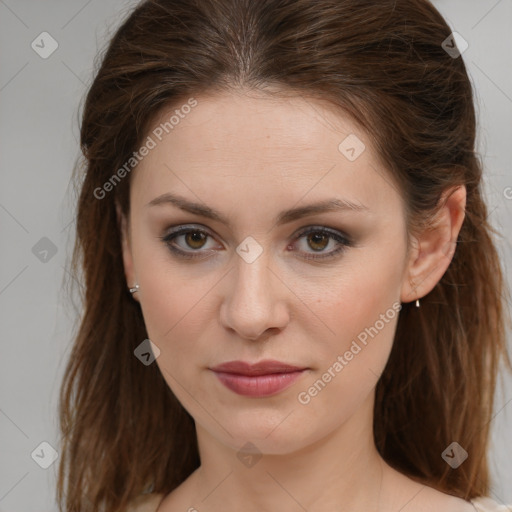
xmin=146 ymin=192 xmax=369 ymax=227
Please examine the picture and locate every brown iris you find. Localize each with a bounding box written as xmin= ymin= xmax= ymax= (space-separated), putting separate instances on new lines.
xmin=307 ymin=232 xmax=329 ymax=251
xmin=185 ymin=231 xmax=208 ymax=249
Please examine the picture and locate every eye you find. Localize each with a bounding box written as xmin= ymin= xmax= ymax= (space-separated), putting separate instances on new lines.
xmin=160 ymin=225 xmax=217 ymax=260
xmin=290 ymin=226 xmax=352 ymax=260
xmin=160 ymin=224 xmax=352 ymax=261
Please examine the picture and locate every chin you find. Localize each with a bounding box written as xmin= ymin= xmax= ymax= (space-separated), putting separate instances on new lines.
xmin=210 ymin=418 xmax=315 ymax=456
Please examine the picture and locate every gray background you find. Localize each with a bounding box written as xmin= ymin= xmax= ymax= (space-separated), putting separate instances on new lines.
xmin=0 ymin=1 xmax=511 ymax=511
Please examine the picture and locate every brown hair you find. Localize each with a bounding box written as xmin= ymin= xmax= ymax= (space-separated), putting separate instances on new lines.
xmin=58 ymin=0 xmax=512 ymax=510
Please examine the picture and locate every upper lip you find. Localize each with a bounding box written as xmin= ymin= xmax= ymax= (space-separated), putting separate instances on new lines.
xmin=210 ymin=359 xmax=307 ymax=376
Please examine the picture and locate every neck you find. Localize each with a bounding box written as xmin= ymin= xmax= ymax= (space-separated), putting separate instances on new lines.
xmin=190 ymin=392 xmax=390 ymax=512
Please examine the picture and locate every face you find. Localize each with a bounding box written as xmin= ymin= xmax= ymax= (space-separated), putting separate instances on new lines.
xmin=120 ymin=88 xmax=412 ymax=455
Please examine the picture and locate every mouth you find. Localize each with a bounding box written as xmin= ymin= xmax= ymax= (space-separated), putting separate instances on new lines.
xmin=209 ymin=359 xmax=308 ymax=397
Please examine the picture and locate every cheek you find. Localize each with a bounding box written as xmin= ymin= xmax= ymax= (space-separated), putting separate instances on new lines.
xmin=300 ymin=242 xmax=405 ymax=411
xmin=137 ymin=271 xmax=214 ymax=410
xmin=134 ymin=242 xmax=224 ymax=390
xmin=296 ymin=301 xmax=400 ymax=428
xmin=138 ymin=270 xmax=209 ymax=353
xmin=318 ymin=287 xmax=398 ymax=385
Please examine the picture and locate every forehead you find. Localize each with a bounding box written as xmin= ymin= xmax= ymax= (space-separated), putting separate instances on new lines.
xmin=130 ymin=89 xmax=401 ymax=218
xmin=147 ymin=90 xmax=363 ymax=162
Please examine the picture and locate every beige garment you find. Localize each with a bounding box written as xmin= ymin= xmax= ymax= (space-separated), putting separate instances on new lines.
xmin=127 ymin=493 xmax=512 ymax=512
xmin=471 ymin=497 xmax=512 ymax=511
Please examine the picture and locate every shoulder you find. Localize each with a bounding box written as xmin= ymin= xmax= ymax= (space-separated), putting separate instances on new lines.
xmin=126 ymin=493 xmax=166 ymax=512
xmin=470 ymin=497 xmax=512 ymax=512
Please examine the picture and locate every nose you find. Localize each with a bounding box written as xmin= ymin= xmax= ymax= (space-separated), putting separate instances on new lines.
xmin=219 ymin=250 xmax=290 ymax=341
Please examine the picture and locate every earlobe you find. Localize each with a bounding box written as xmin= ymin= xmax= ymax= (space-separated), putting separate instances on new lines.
xmin=400 ymin=185 xmax=466 ymax=304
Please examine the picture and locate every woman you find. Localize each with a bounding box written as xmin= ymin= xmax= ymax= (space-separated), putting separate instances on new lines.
xmin=57 ymin=0 xmax=512 ymax=511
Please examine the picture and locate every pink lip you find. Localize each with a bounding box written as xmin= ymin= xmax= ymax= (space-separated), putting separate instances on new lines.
xmin=210 ymin=360 xmax=308 ymax=397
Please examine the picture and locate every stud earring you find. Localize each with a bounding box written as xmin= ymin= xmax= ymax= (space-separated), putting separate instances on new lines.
xmin=129 ymin=283 xmax=140 ymax=294
xmin=415 ymin=299 xmax=420 ymax=307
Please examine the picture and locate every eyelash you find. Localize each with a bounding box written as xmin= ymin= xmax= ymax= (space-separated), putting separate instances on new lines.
xmin=160 ymin=224 xmax=353 ymax=261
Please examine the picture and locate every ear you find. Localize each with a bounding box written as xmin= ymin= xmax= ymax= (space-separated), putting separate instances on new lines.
xmin=400 ymin=185 xmax=466 ymax=304
xmin=116 ymin=202 xmax=139 ymax=302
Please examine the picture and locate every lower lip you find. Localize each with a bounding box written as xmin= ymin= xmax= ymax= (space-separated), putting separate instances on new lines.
xmin=212 ymin=370 xmax=306 ymax=397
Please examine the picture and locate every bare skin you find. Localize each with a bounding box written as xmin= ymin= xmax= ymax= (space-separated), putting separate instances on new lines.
xmin=119 ymin=88 xmax=472 ymax=512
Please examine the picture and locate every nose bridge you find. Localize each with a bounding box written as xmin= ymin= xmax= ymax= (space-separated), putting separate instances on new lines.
xmin=220 ymin=244 xmax=288 ymax=339
xmin=232 ymin=246 xmax=273 ymax=311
